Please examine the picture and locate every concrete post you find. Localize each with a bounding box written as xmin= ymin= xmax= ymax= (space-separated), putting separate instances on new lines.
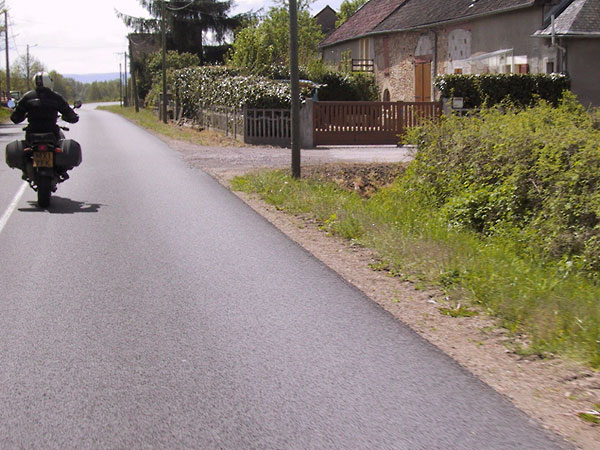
xmin=299 ymin=99 xmax=314 ymax=149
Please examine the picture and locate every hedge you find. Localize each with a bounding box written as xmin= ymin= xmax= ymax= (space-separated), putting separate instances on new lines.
xmin=404 ymin=92 xmax=600 ymax=276
xmin=168 ymin=65 xmax=379 ymax=119
xmin=171 ymin=66 xmax=295 ymax=118
xmin=434 ymin=73 xmax=570 ymax=108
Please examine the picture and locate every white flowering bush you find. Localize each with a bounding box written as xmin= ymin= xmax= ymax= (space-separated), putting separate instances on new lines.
xmin=171 ymin=66 xmax=293 ymax=118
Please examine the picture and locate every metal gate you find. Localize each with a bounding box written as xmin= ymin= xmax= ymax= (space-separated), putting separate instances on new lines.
xmin=313 ymin=101 xmax=441 ymax=146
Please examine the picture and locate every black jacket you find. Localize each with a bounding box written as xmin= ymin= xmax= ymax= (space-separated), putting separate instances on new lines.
xmin=10 ymin=88 xmax=79 ymax=137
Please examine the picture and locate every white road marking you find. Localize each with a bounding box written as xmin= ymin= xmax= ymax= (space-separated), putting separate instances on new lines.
xmin=0 ymin=182 xmax=27 ymax=234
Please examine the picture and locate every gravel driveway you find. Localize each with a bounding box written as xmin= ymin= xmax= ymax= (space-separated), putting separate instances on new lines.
xmin=166 ymin=138 xmax=415 ymax=180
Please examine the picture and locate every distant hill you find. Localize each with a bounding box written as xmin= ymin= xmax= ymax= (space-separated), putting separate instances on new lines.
xmin=63 ymin=73 xmax=121 ymax=84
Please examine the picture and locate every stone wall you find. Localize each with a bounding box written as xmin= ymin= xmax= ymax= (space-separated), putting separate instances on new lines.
xmin=374 ymin=32 xmax=421 ymax=101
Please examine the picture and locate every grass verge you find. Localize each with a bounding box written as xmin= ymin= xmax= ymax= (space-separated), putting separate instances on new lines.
xmin=232 ymin=169 xmax=600 ymax=368
xmin=0 ymin=107 xmax=12 ymax=123
xmin=97 ymin=105 xmax=242 ymax=147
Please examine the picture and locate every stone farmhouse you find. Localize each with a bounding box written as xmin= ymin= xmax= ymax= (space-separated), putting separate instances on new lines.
xmin=319 ymin=0 xmax=600 ymax=106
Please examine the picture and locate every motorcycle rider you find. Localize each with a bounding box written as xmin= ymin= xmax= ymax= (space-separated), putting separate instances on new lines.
xmin=10 ymin=71 xmax=79 ymax=141
xmin=10 ymin=71 xmax=79 ymax=181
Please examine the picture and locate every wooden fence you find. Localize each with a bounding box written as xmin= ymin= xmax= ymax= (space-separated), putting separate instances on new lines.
xmin=196 ymin=107 xmax=292 ymax=147
xmin=181 ymin=100 xmax=441 ymax=147
xmin=313 ymin=101 xmax=442 ymax=146
xmin=244 ymin=108 xmax=291 ymax=147
xmin=198 ymin=106 xmax=244 ymax=141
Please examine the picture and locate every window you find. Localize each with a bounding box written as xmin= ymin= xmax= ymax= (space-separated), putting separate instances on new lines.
xmin=359 ymin=38 xmax=370 ymax=60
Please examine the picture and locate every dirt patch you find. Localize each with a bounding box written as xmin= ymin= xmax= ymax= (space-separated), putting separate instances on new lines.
xmin=157 ymin=131 xmax=600 ymax=449
xmin=302 ymin=163 xmax=406 ymax=197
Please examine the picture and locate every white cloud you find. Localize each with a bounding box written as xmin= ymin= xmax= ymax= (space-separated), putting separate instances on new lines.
xmin=6 ymin=0 xmax=148 ymax=74
xmin=5 ymin=0 xmax=343 ymax=75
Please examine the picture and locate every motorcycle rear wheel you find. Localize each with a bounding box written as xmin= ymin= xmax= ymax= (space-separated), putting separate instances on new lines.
xmin=37 ymin=176 xmax=52 ymax=208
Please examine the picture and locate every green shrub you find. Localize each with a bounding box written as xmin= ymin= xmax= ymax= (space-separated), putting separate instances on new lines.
xmin=314 ymin=71 xmax=378 ymax=101
xmin=434 ymin=74 xmax=481 ymax=108
xmin=404 ymin=93 xmax=600 ymax=278
xmin=434 ymin=73 xmax=570 ymax=107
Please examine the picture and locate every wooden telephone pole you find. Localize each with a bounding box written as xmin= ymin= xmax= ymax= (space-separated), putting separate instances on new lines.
xmin=289 ymin=0 xmax=301 ymax=178
xmin=2 ymin=6 xmax=10 ymax=93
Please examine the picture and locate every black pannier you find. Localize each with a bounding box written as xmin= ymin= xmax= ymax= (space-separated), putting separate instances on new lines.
xmin=5 ymin=140 xmax=26 ymax=170
xmin=56 ymin=139 xmax=82 ymax=169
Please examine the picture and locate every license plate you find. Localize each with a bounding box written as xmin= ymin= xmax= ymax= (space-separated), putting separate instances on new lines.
xmin=33 ymin=152 xmax=53 ymax=168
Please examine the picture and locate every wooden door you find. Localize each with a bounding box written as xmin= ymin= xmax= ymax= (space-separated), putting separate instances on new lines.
xmin=414 ymin=62 xmax=432 ymax=102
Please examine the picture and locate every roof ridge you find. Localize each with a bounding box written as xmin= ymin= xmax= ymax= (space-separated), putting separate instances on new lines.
xmin=372 ymin=0 xmax=537 ymax=35
xmin=319 ymin=0 xmax=406 ymax=48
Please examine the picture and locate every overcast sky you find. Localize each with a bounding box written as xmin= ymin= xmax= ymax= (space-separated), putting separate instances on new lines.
xmin=4 ymin=0 xmax=342 ymax=76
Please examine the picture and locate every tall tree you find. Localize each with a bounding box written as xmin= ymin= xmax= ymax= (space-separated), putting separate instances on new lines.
xmin=12 ymin=55 xmax=45 ymax=93
xmin=227 ymin=3 xmax=323 ymax=76
xmin=336 ymin=0 xmax=368 ymax=27
xmin=116 ymin=0 xmax=246 ymax=63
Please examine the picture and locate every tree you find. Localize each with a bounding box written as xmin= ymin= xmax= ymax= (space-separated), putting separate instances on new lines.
xmin=50 ymin=71 xmax=86 ymax=102
xmin=131 ymin=50 xmax=199 ymax=101
xmin=116 ymin=0 xmax=246 ymax=63
xmin=336 ymin=0 xmax=368 ymax=27
xmin=11 ymin=55 xmax=46 ymax=93
xmin=84 ymin=80 xmax=121 ymax=102
xmin=227 ymin=4 xmax=323 ymax=76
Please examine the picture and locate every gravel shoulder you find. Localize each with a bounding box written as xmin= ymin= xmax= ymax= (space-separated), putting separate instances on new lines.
xmin=158 ymin=132 xmax=599 ymax=449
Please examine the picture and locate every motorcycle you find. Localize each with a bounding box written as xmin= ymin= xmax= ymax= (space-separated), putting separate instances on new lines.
xmin=5 ymin=101 xmax=83 ymax=208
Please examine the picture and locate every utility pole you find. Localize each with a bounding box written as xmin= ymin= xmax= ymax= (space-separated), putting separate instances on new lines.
xmin=161 ymin=0 xmax=167 ymax=123
xmin=3 ymin=9 xmax=9 ymax=93
xmin=159 ymin=1 xmax=193 ymax=122
xmin=123 ymin=52 xmax=128 ymax=107
xmin=26 ymin=44 xmax=30 ymax=89
xmin=120 ymin=66 xmax=123 ymax=106
xmin=25 ymin=44 xmax=38 ymax=90
xmin=289 ymin=0 xmax=301 ymax=178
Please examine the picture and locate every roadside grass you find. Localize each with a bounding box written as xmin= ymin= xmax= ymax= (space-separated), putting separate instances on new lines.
xmin=0 ymin=107 xmax=12 ymax=123
xmin=97 ymin=105 xmax=242 ymax=147
xmin=578 ymin=404 xmax=600 ymax=424
xmin=232 ymin=169 xmax=600 ymax=368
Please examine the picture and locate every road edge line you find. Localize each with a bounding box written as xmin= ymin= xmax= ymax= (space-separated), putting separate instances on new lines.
xmin=0 ymin=181 xmax=27 ymax=234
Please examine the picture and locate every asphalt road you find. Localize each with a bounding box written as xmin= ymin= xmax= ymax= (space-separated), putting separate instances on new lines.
xmin=0 ymin=105 xmax=569 ymax=449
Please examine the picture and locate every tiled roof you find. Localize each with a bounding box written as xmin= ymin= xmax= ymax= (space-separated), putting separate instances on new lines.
xmin=535 ymin=0 xmax=600 ymax=36
xmin=319 ymin=0 xmax=405 ymax=47
xmin=373 ymin=0 xmax=536 ymax=33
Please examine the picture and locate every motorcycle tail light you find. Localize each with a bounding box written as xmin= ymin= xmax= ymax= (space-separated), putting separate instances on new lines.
xmin=37 ymin=144 xmax=48 ymax=151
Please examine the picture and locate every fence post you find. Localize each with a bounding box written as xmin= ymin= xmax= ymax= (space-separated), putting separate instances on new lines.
xmin=243 ymin=105 xmax=248 ymax=144
xmin=175 ymin=86 xmax=180 ymax=121
xmin=397 ymin=101 xmax=404 ymax=136
xmin=197 ymin=105 xmax=203 ymax=130
xmin=300 ymin=99 xmax=314 ymax=148
xmin=233 ymin=107 xmax=237 ymax=140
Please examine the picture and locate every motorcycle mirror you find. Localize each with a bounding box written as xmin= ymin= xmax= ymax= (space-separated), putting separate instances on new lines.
xmin=73 ymin=100 xmax=82 ymax=109
xmin=6 ymin=99 xmax=15 ymax=108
